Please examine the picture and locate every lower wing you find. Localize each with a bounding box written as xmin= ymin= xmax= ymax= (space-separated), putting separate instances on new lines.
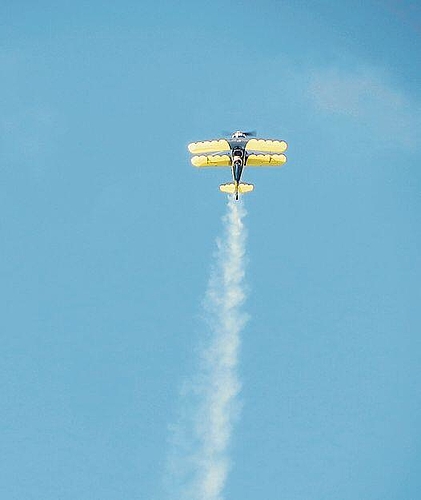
xmin=246 ymin=153 xmax=287 ymax=166
xmin=191 ymin=154 xmax=231 ymax=167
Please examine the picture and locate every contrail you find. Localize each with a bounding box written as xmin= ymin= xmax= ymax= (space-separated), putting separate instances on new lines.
xmin=168 ymin=196 xmax=248 ymax=500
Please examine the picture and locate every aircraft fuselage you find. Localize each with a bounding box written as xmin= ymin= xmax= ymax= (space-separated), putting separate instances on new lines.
xmin=228 ymin=138 xmax=249 ymax=185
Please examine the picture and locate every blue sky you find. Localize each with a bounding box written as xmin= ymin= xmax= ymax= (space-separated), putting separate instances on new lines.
xmin=1 ymin=1 xmax=421 ymax=499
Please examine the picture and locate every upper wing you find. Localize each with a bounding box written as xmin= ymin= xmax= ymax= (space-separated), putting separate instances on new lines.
xmin=191 ymin=154 xmax=231 ymax=167
xmin=188 ymin=139 xmax=231 ymax=154
xmin=246 ymin=153 xmax=287 ymax=166
xmin=246 ymin=138 xmax=288 ymax=153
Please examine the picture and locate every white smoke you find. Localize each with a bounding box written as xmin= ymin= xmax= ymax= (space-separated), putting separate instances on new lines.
xmin=168 ymin=196 xmax=248 ymax=500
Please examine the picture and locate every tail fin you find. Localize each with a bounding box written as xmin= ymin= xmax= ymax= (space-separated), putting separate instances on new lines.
xmin=219 ymin=182 xmax=254 ymax=195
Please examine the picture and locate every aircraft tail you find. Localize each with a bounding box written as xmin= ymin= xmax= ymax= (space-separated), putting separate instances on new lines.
xmin=219 ymin=182 xmax=254 ymax=196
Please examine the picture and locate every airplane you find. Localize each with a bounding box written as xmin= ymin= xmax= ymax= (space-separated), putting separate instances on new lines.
xmin=188 ymin=131 xmax=288 ymax=200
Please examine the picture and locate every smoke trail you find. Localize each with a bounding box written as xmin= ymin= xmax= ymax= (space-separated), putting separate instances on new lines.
xmin=168 ymin=196 xmax=248 ymax=500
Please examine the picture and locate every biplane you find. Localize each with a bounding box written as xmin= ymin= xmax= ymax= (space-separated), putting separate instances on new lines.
xmin=188 ymin=131 xmax=288 ymax=200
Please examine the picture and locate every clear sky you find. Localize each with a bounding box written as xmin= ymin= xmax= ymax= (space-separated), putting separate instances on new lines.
xmin=1 ymin=1 xmax=421 ymax=499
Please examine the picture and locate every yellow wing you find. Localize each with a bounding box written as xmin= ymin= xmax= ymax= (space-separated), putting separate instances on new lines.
xmin=188 ymin=139 xmax=230 ymax=154
xmin=191 ymin=154 xmax=232 ymax=167
xmin=247 ymin=153 xmax=287 ymax=166
xmin=246 ymin=138 xmax=288 ymax=153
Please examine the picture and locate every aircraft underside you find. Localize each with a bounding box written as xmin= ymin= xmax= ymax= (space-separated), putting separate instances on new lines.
xmin=188 ymin=131 xmax=288 ymax=200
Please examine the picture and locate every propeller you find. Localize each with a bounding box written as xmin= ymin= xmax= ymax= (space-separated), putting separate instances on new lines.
xmin=222 ymin=130 xmax=257 ymax=137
